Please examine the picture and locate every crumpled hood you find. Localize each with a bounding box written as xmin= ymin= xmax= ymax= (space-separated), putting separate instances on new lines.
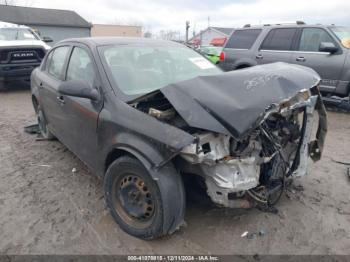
xmin=160 ymin=62 xmax=320 ymax=139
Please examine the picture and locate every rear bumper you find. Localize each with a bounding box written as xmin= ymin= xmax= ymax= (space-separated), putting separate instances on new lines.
xmin=0 ymin=62 xmax=40 ymax=82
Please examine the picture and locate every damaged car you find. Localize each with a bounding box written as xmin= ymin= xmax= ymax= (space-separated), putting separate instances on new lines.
xmin=30 ymin=37 xmax=327 ymax=239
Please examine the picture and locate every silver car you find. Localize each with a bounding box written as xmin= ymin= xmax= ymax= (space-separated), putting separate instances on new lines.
xmin=219 ymin=22 xmax=350 ymax=98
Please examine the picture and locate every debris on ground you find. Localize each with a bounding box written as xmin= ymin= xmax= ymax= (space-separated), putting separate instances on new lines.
xmin=30 ymin=163 xmax=51 ymax=168
xmin=24 ymin=123 xmax=51 ymax=141
xmin=241 ymin=231 xmax=249 ymax=238
xmin=24 ymin=124 xmax=40 ymax=134
xmin=247 ymin=232 xmax=257 ymax=239
xmin=331 ymin=158 xmax=350 ymax=165
xmin=72 ymin=168 xmax=77 ymax=173
xmin=241 ymin=229 xmax=267 ymax=239
xmin=258 ymin=229 xmax=266 ymax=236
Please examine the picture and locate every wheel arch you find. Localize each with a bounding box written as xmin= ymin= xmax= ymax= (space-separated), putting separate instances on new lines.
xmin=236 ymin=63 xmax=252 ymax=69
xmin=232 ymin=57 xmax=256 ymax=70
xmin=103 ymin=133 xmax=175 ymax=176
xmin=103 ymin=142 xmax=186 ymax=236
xmin=105 ymin=146 xmax=151 ymax=174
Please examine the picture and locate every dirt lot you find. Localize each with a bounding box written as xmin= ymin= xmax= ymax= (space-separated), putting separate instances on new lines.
xmin=0 ymin=86 xmax=350 ymax=255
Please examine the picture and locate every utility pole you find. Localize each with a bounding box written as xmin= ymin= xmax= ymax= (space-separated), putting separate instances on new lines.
xmin=185 ymin=21 xmax=190 ymax=43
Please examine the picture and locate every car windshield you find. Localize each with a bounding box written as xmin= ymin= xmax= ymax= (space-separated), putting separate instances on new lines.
xmin=330 ymin=26 xmax=350 ymax=48
xmin=0 ymin=28 xmax=38 ymax=41
xmin=100 ymin=45 xmax=222 ymax=96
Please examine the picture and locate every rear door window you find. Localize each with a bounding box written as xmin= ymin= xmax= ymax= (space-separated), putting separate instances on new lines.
xmin=260 ymin=28 xmax=297 ymax=51
xmin=298 ymin=28 xmax=335 ymax=52
xmin=226 ymin=29 xmax=262 ymax=49
xmin=47 ymin=46 xmax=70 ymax=79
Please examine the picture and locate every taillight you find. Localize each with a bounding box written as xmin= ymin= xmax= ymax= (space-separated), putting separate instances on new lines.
xmin=219 ymin=51 xmax=225 ymax=62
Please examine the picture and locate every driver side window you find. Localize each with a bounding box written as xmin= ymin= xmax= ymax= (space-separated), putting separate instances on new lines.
xmin=66 ymin=47 xmax=96 ymax=88
xmin=47 ymin=46 xmax=70 ymax=79
xmin=299 ymin=28 xmax=335 ymax=52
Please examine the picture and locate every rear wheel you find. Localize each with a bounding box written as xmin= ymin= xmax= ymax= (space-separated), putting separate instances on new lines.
xmin=37 ymin=106 xmax=55 ymax=140
xmin=104 ymin=156 xmax=182 ymax=239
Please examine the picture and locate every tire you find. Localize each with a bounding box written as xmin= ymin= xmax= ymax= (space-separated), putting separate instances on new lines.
xmin=37 ymin=106 xmax=55 ymax=140
xmin=104 ymin=156 xmax=184 ymax=239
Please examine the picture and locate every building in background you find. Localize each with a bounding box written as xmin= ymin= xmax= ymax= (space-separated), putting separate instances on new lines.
xmin=91 ymin=24 xmax=142 ymax=37
xmin=0 ymin=4 xmax=91 ymax=45
xmin=189 ymin=27 xmax=234 ymax=46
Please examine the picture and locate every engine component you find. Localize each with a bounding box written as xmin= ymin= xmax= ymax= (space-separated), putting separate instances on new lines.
xmin=180 ymin=133 xmax=263 ymax=207
xmin=180 ymin=133 xmax=230 ymax=165
xmin=148 ymin=107 xmax=175 ymax=120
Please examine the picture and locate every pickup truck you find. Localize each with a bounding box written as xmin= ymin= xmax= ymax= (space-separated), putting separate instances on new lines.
xmin=0 ymin=21 xmax=51 ymax=90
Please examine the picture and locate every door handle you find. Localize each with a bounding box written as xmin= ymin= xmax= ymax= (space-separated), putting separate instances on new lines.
xmin=296 ymin=57 xmax=306 ymax=62
xmin=56 ymin=96 xmax=65 ymax=105
xmin=256 ymin=54 xmax=263 ymax=59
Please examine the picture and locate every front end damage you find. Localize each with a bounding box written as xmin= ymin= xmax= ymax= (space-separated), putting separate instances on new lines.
xmin=178 ymin=88 xmax=326 ymax=208
xmin=131 ymin=62 xmax=327 ymax=209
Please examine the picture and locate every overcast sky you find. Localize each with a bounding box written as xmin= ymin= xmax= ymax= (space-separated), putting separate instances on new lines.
xmin=8 ymin=0 xmax=350 ymax=34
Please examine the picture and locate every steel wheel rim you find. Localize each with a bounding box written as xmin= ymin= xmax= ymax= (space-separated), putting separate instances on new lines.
xmin=113 ymin=173 xmax=155 ymax=229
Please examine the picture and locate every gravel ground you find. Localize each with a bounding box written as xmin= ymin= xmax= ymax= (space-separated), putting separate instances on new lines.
xmin=0 ymin=86 xmax=350 ymax=255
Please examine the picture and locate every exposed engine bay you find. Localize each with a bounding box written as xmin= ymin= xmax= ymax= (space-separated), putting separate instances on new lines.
xmin=132 ymin=89 xmax=325 ymax=208
xmin=130 ymin=63 xmax=328 ymax=209
xmin=178 ymin=91 xmax=320 ymax=208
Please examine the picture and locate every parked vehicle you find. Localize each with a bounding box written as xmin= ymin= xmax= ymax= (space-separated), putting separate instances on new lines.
xmin=0 ymin=22 xmax=52 ymax=90
xmin=198 ymin=45 xmax=222 ymax=64
xmin=219 ymin=22 xmax=350 ymax=98
xmin=31 ymin=37 xmax=327 ymax=239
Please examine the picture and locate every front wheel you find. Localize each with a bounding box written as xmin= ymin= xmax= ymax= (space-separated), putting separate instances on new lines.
xmin=104 ymin=156 xmax=185 ymax=239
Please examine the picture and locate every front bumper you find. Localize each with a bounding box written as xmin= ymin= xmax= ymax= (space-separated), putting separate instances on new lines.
xmin=291 ymin=88 xmax=328 ymax=177
xmin=199 ymin=88 xmax=327 ymax=208
xmin=0 ymin=62 xmax=40 ymax=82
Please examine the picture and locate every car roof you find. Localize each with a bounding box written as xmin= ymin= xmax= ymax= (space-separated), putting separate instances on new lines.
xmin=59 ymin=37 xmax=185 ymax=47
xmin=236 ymin=24 xmax=331 ymax=30
xmin=0 ymin=21 xmax=29 ymax=29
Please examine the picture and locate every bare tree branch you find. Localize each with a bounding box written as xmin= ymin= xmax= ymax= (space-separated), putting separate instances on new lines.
xmin=2 ymin=0 xmax=35 ymax=6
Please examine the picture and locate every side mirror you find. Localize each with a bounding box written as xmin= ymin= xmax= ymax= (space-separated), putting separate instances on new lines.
xmin=42 ymin=36 xmax=53 ymax=43
xmin=58 ymin=80 xmax=100 ymax=101
xmin=319 ymin=42 xmax=338 ymax=54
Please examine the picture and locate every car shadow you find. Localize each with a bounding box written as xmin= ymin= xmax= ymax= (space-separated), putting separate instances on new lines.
xmin=1 ymin=80 xmax=30 ymax=92
xmin=182 ymin=174 xmax=252 ymax=216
